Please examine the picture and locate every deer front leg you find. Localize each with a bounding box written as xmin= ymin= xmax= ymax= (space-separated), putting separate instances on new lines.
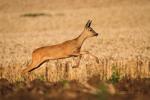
xmin=77 ymin=51 xmax=100 ymax=64
xmin=71 ymin=52 xmax=81 ymax=68
xmin=71 ymin=51 xmax=89 ymax=68
xmin=80 ymin=51 xmax=90 ymax=55
xmin=82 ymin=51 xmax=99 ymax=64
xmin=72 ymin=54 xmax=82 ymax=68
xmin=71 ymin=51 xmax=99 ymax=68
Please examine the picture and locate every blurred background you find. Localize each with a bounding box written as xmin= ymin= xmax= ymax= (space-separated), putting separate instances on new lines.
xmin=0 ymin=0 xmax=150 ymax=79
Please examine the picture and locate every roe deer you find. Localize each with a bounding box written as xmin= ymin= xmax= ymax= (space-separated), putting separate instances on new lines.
xmin=22 ymin=20 xmax=99 ymax=74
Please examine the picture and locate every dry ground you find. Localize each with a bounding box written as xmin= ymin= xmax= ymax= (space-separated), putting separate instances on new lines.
xmin=0 ymin=77 xmax=150 ymax=100
xmin=0 ymin=0 xmax=150 ymax=81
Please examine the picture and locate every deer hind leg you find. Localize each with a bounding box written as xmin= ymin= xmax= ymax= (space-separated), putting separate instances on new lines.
xmin=21 ymin=60 xmax=45 ymax=81
xmin=22 ymin=57 xmax=46 ymax=74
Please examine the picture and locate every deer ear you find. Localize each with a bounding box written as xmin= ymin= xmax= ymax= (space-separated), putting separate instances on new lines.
xmin=85 ymin=20 xmax=92 ymax=28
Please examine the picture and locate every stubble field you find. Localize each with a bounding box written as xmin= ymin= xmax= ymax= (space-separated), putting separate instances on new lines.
xmin=0 ymin=0 xmax=150 ymax=100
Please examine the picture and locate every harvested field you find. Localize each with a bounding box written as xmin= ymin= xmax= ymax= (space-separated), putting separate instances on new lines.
xmin=0 ymin=0 xmax=150 ymax=99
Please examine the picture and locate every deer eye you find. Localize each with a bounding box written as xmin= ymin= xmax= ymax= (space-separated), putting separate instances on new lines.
xmin=89 ymin=29 xmax=92 ymax=31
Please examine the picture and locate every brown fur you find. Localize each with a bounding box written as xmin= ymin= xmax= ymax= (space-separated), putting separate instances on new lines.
xmin=22 ymin=20 xmax=99 ymax=74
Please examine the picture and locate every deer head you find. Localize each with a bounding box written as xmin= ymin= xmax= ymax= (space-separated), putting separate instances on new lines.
xmin=84 ymin=20 xmax=98 ymax=38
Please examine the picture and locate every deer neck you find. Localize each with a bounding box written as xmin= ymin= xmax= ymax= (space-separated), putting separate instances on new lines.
xmin=76 ymin=31 xmax=88 ymax=47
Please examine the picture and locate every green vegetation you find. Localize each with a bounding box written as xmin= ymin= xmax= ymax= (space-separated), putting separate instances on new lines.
xmin=96 ymin=83 xmax=109 ymax=100
xmin=60 ymin=80 xmax=70 ymax=88
xmin=109 ymin=65 xmax=120 ymax=84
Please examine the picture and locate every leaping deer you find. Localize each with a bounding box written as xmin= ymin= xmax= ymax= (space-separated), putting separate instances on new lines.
xmin=22 ymin=20 xmax=99 ymax=74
